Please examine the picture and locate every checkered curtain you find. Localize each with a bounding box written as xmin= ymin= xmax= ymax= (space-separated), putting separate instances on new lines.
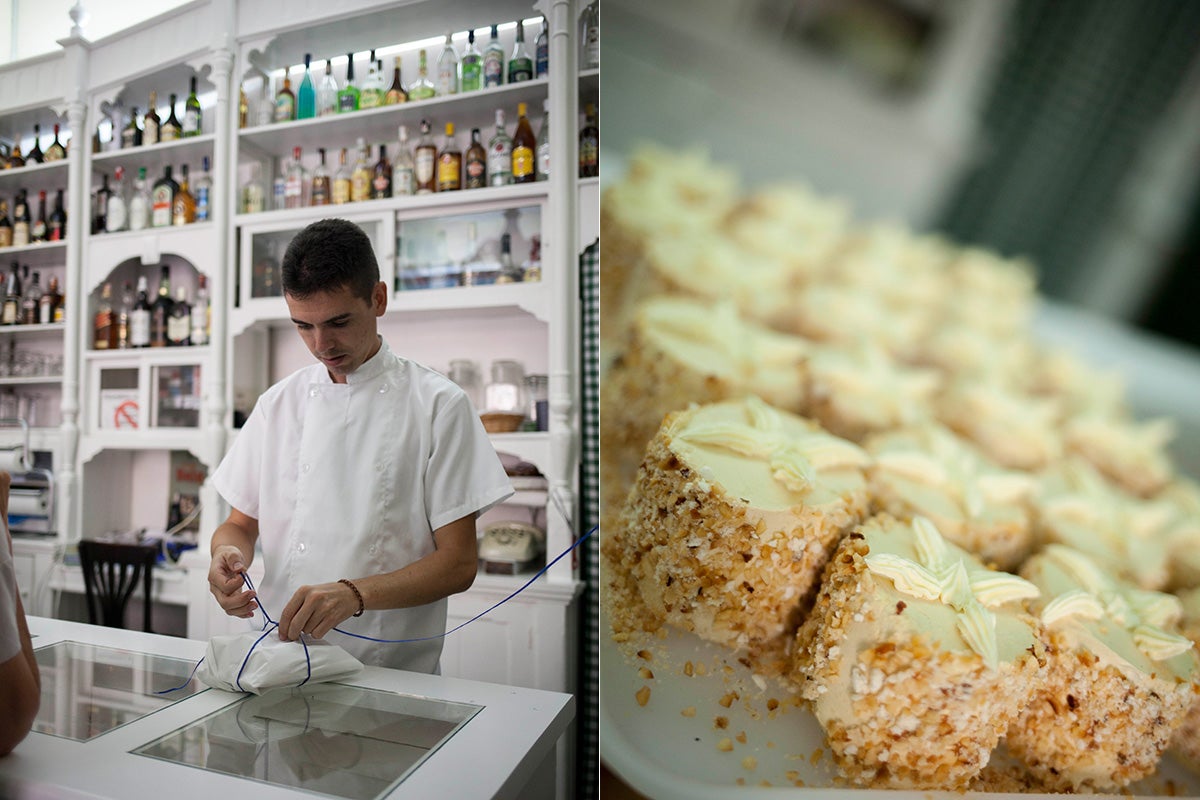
xmin=578 ymin=238 xmax=600 ymax=800
xmin=937 ymin=0 xmax=1200 ymax=298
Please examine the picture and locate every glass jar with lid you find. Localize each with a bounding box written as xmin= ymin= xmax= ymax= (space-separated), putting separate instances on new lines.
xmin=481 ymin=359 xmax=527 ymax=432
xmin=448 ymin=359 xmax=483 ymax=409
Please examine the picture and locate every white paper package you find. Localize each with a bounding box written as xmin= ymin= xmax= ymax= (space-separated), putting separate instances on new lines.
xmin=196 ymin=629 xmax=364 ymax=694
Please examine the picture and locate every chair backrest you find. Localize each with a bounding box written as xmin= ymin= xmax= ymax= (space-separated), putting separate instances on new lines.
xmin=77 ymin=540 xmax=160 ymax=632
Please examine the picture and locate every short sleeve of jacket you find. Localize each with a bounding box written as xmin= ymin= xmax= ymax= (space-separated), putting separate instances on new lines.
xmin=425 ymin=392 xmax=513 ymax=531
xmin=211 ymin=398 xmax=267 ymax=519
xmin=0 ymin=538 xmax=22 ymax=664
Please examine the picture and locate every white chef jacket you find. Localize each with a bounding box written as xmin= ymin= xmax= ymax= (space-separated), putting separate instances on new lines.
xmin=0 ymin=523 xmax=21 ymax=664
xmin=211 ymin=337 xmax=513 ymax=673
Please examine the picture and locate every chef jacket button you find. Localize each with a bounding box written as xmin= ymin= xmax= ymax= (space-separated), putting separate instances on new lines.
xmin=379 ymin=385 xmax=389 ymax=393
xmin=297 ymin=542 xmax=306 ymax=552
xmin=302 ymin=463 xmax=310 ymax=473
xmin=309 ymin=388 xmax=318 ymax=397
xmin=369 ymin=545 xmax=377 ymax=554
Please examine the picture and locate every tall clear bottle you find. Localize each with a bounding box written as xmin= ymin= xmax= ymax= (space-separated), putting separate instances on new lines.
xmin=191 ymin=274 xmax=209 ymax=346
xmin=318 ymin=58 xmax=339 ymax=116
xmin=535 ymin=17 xmax=549 ymax=78
xmin=22 ymin=269 xmax=41 ymax=325
xmin=414 ymin=120 xmax=437 ymax=194
xmin=360 ymin=51 xmax=385 ymax=109
xmin=194 ymin=156 xmax=212 ymax=222
xmin=581 ymin=2 xmax=600 ymax=69
xmin=487 ymin=109 xmax=512 ymax=187
xmin=2 ymin=263 xmax=20 ymax=325
xmin=297 ymin=53 xmax=316 ymax=119
xmin=437 ymin=33 xmax=459 ymax=96
xmin=129 ymin=167 xmax=151 ymax=231
xmin=285 ymin=146 xmax=308 ymax=209
xmin=483 ymin=24 xmax=504 ymax=88
xmin=393 ymin=126 xmax=415 ymax=197
xmin=508 ymin=21 xmax=533 ymax=83
xmin=106 ymin=167 xmax=128 ymax=233
xmin=460 ymin=30 xmax=482 ymax=92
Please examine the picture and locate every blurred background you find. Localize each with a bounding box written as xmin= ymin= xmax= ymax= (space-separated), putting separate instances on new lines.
xmin=601 ymin=0 xmax=1200 ymax=348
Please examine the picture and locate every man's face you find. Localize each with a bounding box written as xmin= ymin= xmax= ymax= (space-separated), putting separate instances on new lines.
xmin=284 ymin=281 xmax=387 ymax=383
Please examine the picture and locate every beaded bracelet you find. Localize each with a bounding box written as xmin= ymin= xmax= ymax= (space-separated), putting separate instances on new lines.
xmin=338 ymin=578 xmax=365 ymax=617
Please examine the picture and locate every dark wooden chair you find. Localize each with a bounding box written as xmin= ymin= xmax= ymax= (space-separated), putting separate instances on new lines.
xmin=77 ymin=540 xmax=160 ymax=632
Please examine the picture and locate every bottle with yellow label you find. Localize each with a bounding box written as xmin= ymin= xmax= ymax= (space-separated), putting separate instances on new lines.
xmin=350 ymin=138 xmax=372 ymax=202
xmin=511 ymin=102 xmax=536 ymax=184
xmin=332 ymin=148 xmax=351 ymax=204
xmin=437 ymin=122 xmax=462 ymax=192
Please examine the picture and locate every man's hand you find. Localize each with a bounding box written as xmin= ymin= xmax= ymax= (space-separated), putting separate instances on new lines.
xmin=278 ymin=581 xmax=360 ymax=641
xmin=208 ymin=544 xmax=256 ymax=618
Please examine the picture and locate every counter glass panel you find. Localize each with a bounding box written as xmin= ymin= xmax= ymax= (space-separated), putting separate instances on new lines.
xmin=33 ymin=640 xmax=207 ymax=741
xmin=133 ymin=683 xmax=483 ymax=800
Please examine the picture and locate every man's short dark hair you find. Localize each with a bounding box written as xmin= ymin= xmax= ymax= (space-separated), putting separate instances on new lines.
xmin=281 ymin=218 xmax=380 ymax=302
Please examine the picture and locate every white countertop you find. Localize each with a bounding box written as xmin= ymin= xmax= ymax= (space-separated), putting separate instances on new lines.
xmin=1 ymin=617 xmax=574 ymax=800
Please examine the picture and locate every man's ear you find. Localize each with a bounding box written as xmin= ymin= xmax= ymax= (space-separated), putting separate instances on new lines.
xmin=373 ymin=280 xmax=388 ymax=316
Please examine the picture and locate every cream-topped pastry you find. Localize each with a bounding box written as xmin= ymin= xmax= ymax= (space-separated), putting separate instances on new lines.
xmin=1029 ymin=347 xmax=1127 ymax=419
xmin=1164 ymin=478 xmax=1200 ymax=590
xmin=790 ymin=285 xmax=932 ymax=363
xmin=599 ymin=296 xmax=810 ymax=532
xmin=865 ymin=424 xmax=1037 ymax=569
xmin=794 ymin=514 xmax=1046 ymax=790
xmin=1062 ymin=414 xmax=1176 ymax=498
xmin=936 ymin=379 xmax=1063 ymax=471
xmin=803 ymin=341 xmax=941 ymax=443
xmin=721 ymin=183 xmax=850 ymax=279
xmin=1036 ymin=458 xmax=1175 ymax=590
xmin=604 ymin=397 xmax=870 ymax=660
xmin=939 ymin=247 xmax=1037 ymax=336
xmin=914 ymin=320 xmax=1037 ymax=386
xmin=1170 ymin=587 xmax=1200 ymax=774
xmin=1008 ymin=545 xmax=1200 ymax=792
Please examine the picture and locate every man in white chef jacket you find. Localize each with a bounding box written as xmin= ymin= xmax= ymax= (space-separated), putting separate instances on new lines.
xmin=0 ymin=471 xmax=41 ymax=755
xmin=207 ymin=219 xmax=513 ymax=673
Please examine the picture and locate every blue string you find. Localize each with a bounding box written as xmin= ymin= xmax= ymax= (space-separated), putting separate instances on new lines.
xmin=158 ymin=526 xmax=596 ymax=692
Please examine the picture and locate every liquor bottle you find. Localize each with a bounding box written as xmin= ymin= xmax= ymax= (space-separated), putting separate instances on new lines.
xmin=31 ymin=191 xmax=47 ymax=242
xmin=26 ymin=125 xmax=43 ymax=164
xmin=285 ymin=146 xmax=308 ymax=209
xmin=272 ymin=158 xmax=287 ymax=210
xmin=107 ymin=167 xmax=128 ymax=233
xmin=7 ymin=143 xmax=24 ymax=169
xmin=150 ymin=264 xmax=173 ymax=347
xmin=393 ymin=126 xmax=414 ymax=196
xmin=94 ymin=281 xmax=115 ymax=347
xmin=483 ymin=24 xmax=504 ymax=88
xmin=275 ymin=71 xmax=296 ymax=122
xmin=184 ymin=76 xmax=203 ymax=135
xmin=384 ymin=57 xmax=408 ymax=104
xmin=535 ymin=99 xmax=550 ymax=181
xmin=465 ymin=127 xmax=487 ymax=189
xmin=535 ymin=17 xmax=549 ymax=78
xmin=496 ymin=233 xmax=523 ymax=283
xmin=242 ymin=164 xmax=265 ymax=213
xmin=93 ymin=174 xmax=111 ymax=234
xmin=318 ymin=58 xmax=339 ymax=116
xmin=511 ymin=102 xmax=536 ymax=184
xmin=129 ymin=167 xmax=151 ymax=230
xmin=114 ymin=280 xmax=133 ymax=347
xmin=161 ymin=94 xmax=183 ymax=141
xmin=350 ymin=139 xmax=371 ymax=202
xmin=337 ymin=53 xmax=361 ymax=112
xmin=311 ymin=148 xmax=331 ymax=206
xmin=172 ymin=164 xmax=195 ymax=225
xmin=372 ymin=144 xmax=392 ymax=199
xmin=508 ymin=21 xmax=533 ymax=83
xmin=461 ymin=30 xmax=482 ymax=92
xmin=0 ymin=202 xmax=10 ymax=248
xmin=487 ymin=109 xmax=512 ymax=186
xmin=581 ymin=1 xmax=600 ymax=69
xmin=11 ymin=191 xmax=30 ymax=246
xmin=122 ymin=107 xmax=143 ymax=149
xmin=194 ymin=156 xmax=212 ymax=222
xmin=238 ymin=86 xmax=249 ymax=128
xmin=579 ymin=103 xmax=599 ymax=177
xmin=297 ymin=54 xmax=316 ymax=119
xmin=130 ymin=276 xmax=151 ymax=348
xmin=410 ymin=50 xmax=436 ymax=100
xmin=22 ymin=268 xmax=40 ymax=325
xmin=437 ymin=33 xmax=459 ymax=96
xmin=45 ymin=124 xmax=66 ymax=161
xmin=2 ymin=263 xmax=20 ymax=324
xmin=167 ymin=286 xmax=191 ymax=346
xmin=332 ymin=148 xmax=351 ymax=205
xmin=436 ymin=123 xmax=462 ymax=192
xmin=360 ymin=52 xmax=385 ymax=109
xmin=144 ymin=92 xmax=161 ymax=145
xmin=151 ymin=166 xmax=179 ymax=227
xmin=191 ymin=274 xmax=209 ymax=346
xmin=414 ymin=120 xmax=437 ymax=194
xmin=48 ymin=189 xmax=66 ymax=241
xmin=40 ymin=276 xmax=63 ymax=326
